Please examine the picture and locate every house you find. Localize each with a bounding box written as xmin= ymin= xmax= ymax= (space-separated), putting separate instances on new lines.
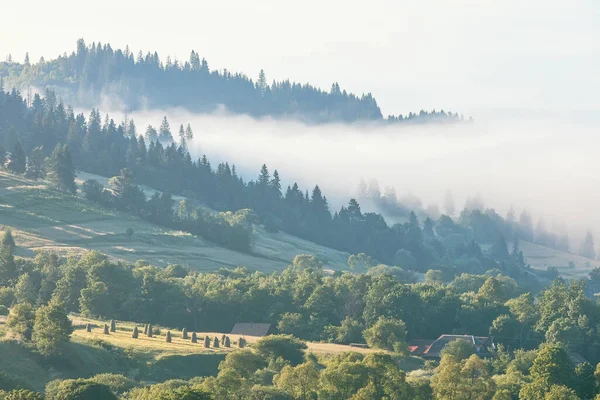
xmin=231 ymin=323 xmax=274 ymax=337
xmin=408 ymin=334 xmax=495 ymax=358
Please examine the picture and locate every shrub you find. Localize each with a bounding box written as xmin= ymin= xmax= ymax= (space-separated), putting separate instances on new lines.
xmin=254 ymin=335 xmax=307 ymax=366
xmin=191 ymin=332 xmax=197 ymax=343
xmin=0 ymin=287 xmax=15 ymax=307
xmin=88 ymin=374 xmax=138 ymax=395
xmin=182 ymin=328 xmax=188 ymax=339
xmin=0 ymin=305 xmax=9 ymax=316
xmin=4 ymin=389 xmax=44 ymax=399
xmin=45 ymin=378 xmax=117 ymax=400
xmin=131 ymin=326 xmax=139 ymax=339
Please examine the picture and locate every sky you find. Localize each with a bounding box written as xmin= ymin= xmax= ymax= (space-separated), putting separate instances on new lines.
xmin=2 ymin=0 xmax=599 ymax=117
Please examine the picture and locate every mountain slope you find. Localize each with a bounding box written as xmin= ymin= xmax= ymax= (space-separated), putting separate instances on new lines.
xmin=0 ymin=171 xmax=349 ymax=271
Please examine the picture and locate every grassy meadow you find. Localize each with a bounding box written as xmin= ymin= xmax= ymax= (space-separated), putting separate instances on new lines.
xmin=0 ymin=171 xmax=349 ymax=272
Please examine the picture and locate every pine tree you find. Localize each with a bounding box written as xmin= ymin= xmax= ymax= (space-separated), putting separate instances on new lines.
xmin=178 ymin=124 xmax=186 ymax=149
xmin=191 ymin=332 xmax=197 ymax=343
xmin=47 ymin=145 xmax=76 ymax=193
xmin=7 ymin=141 xmax=26 ymax=174
xmin=258 ymin=164 xmax=270 ymax=186
xmin=579 ymin=231 xmax=596 ymax=260
xmin=25 ymin=146 xmax=45 ymax=180
xmin=158 ymin=117 xmax=173 ymax=142
xmin=271 ymin=170 xmax=282 ymax=197
xmin=1 ymin=229 xmax=15 ymax=254
xmin=132 ymin=326 xmax=139 ymax=338
xmin=257 ymin=69 xmax=267 ymax=94
xmin=182 ymin=327 xmax=188 ymax=339
xmin=185 ymin=124 xmax=193 ymax=140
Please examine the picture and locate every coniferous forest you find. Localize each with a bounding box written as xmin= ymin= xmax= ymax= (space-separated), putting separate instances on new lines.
xmin=0 ymin=40 xmax=466 ymax=124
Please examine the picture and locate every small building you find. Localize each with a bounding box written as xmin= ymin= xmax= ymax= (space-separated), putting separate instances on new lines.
xmin=408 ymin=334 xmax=495 ymax=358
xmin=231 ymin=323 xmax=274 ymax=337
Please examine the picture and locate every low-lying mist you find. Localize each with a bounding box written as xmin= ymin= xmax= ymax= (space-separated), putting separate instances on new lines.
xmin=99 ymin=106 xmax=600 ymax=247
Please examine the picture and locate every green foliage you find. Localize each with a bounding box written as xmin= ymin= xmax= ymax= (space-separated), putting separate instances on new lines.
xmin=254 ymin=335 xmax=307 ymax=366
xmin=25 ymin=146 xmax=45 ymax=180
xmin=44 ymin=379 xmax=117 ymax=400
xmin=7 ymin=142 xmax=25 ymax=174
xmin=362 ymin=317 xmax=407 ymax=353
xmin=32 ymin=300 xmax=73 ymax=356
xmin=46 ymin=144 xmax=76 ymax=193
xmin=3 ymin=389 xmax=44 ymax=399
xmin=440 ymin=339 xmax=475 ymax=361
xmin=218 ymin=350 xmax=267 ymax=378
xmin=7 ymin=302 xmax=34 ymax=340
xmin=0 ymin=305 xmax=8 ymax=316
xmin=86 ymin=374 xmax=138 ymax=395
xmin=273 ymin=362 xmax=320 ymax=400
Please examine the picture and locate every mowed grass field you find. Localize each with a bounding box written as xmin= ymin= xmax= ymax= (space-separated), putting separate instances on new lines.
xmin=70 ymin=316 xmax=382 ymax=358
xmin=519 ymin=240 xmax=598 ymax=279
xmin=0 ymin=171 xmax=349 ymax=272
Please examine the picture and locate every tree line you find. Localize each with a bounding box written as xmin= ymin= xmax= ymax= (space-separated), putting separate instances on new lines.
xmin=0 ymin=39 xmax=466 ymax=124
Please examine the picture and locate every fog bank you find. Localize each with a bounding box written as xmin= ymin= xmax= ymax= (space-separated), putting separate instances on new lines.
xmin=100 ymin=107 xmax=600 ymax=245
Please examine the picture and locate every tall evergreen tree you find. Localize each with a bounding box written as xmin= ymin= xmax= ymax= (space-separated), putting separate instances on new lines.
xmin=25 ymin=146 xmax=45 ymax=180
xmin=7 ymin=141 xmax=26 ymax=174
xmin=579 ymin=231 xmax=596 ymax=260
xmin=47 ymin=145 xmax=76 ymax=193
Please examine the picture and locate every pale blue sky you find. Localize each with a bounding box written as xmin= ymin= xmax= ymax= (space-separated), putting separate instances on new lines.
xmin=2 ymin=0 xmax=599 ymax=116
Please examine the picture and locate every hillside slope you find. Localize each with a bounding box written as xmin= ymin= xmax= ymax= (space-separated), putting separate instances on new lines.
xmin=0 ymin=171 xmax=349 ymax=271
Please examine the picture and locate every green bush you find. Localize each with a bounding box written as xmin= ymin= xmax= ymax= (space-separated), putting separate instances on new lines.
xmin=254 ymin=335 xmax=307 ymax=366
xmin=0 ymin=305 xmax=9 ymax=316
xmin=88 ymin=374 xmax=138 ymax=395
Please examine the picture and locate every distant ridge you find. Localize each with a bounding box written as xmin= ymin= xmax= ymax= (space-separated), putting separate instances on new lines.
xmin=0 ymin=39 xmax=467 ymax=124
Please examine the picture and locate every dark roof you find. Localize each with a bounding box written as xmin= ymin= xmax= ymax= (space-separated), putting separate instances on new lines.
xmin=231 ymin=323 xmax=273 ymax=337
xmin=422 ymin=334 xmax=494 ymax=358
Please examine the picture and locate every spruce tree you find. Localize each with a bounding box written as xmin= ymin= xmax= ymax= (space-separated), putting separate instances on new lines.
xmin=25 ymin=146 xmax=45 ymax=180
xmin=204 ymin=336 xmax=210 ymax=348
xmin=191 ymin=332 xmax=197 ymax=343
xmin=166 ymin=331 xmax=172 ymax=343
xmin=132 ymin=326 xmax=139 ymax=338
xmin=579 ymin=231 xmax=597 ymax=260
xmin=7 ymin=141 xmax=26 ymax=174
xmin=47 ymin=144 xmax=76 ymax=193
xmin=182 ymin=327 xmax=188 ymax=339
xmin=1 ymin=229 xmax=15 ymax=254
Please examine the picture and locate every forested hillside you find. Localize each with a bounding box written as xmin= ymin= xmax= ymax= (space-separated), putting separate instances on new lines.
xmin=0 ymin=40 xmax=465 ymax=124
xmin=0 ymin=87 xmax=551 ymax=285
